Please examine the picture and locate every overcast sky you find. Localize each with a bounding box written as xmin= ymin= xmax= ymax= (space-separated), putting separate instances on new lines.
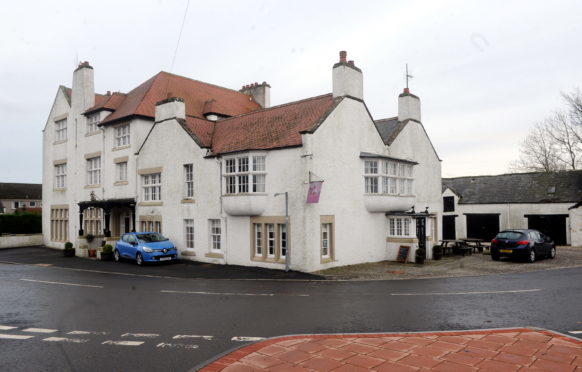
xmin=1 ymin=0 xmax=581 ymax=183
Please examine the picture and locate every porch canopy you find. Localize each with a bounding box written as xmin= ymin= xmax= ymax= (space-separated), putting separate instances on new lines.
xmin=77 ymin=198 xmax=136 ymax=237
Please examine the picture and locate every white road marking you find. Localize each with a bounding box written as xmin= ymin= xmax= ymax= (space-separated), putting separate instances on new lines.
xmin=0 ymin=334 xmax=34 ymax=340
xmin=161 ymin=290 xmax=308 ymax=297
xmin=20 ymin=278 xmax=103 ymax=289
xmin=102 ymin=340 xmax=144 ymax=346
xmin=569 ymin=331 xmax=582 ymax=334
xmin=173 ymin=334 xmax=214 ymax=341
xmin=22 ymin=328 xmax=58 ymax=334
xmin=0 ymin=325 xmax=17 ymax=330
xmin=68 ymin=330 xmax=108 ymax=335
xmin=121 ymin=333 xmax=159 ymax=338
xmin=43 ymin=337 xmax=88 ymax=344
xmin=391 ymin=289 xmax=542 ymax=296
xmin=231 ymin=336 xmax=266 ymax=342
xmin=156 ymin=342 xmax=199 ymax=349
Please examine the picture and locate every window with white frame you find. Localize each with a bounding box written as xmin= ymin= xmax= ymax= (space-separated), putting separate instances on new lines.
xmin=184 ymin=219 xmax=194 ymax=249
xmin=254 ymin=224 xmax=263 ymax=257
xmin=87 ymin=113 xmax=100 ymax=133
xmin=251 ymin=218 xmax=288 ymax=262
xmin=55 ymin=119 xmax=67 ymax=141
xmin=388 ymin=217 xmax=412 ymax=237
xmin=184 ymin=164 xmax=194 ymax=198
xmin=280 ymin=224 xmax=287 ymax=258
xmin=142 ymin=173 xmax=161 ymax=201
xmin=55 ymin=163 xmax=66 ymax=189
xmin=140 ymin=219 xmax=162 ymax=233
xmin=29 ymin=201 xmax=36 ymax=207
xmin=209 ymin=219 xmax=221 ymax=251
xmin=50 ymin=207 xmax=69 ymax=241
xmin=114 ymin=124 xmax=130 ymax=147
xmin=115 ymin=162 xmax=127 ymax=182
xmin=83 ymin=208 xmax=102 ymax=236
xmin=322 ymin=223 xmax=331 ymax=259
xmin=86 ymin=157 xmax=101 ymax=186
xmin=224 ymin=155 xmax=266 ymax=194
xmin=364 ymin=159 xmax=413 ymax=195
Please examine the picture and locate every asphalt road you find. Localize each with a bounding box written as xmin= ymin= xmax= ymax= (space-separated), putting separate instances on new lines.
xmin=0 ymin=253 xmax=581 ymax=371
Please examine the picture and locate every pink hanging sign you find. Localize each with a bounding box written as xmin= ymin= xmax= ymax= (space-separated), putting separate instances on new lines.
xmin=306 ymin=181 xmax=323 ymax=203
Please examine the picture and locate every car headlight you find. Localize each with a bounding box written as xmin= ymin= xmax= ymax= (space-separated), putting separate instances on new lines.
xmin=142 ymin=247 xmax=153 ymax=253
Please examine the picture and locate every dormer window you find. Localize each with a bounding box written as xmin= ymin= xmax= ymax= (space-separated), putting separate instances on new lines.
xmin=363 ymin=158 xmax=414 ymax=195
xmin=87 ymin=113 xmax=100 ymax=134
xmin=224 ymin=154 xmax=266 ymax=194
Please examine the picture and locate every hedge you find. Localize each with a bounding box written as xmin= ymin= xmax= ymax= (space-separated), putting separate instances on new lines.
xmin=0 ymin=212 xmax=42 ymax=235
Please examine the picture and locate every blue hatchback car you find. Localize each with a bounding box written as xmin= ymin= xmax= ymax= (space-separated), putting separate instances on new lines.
xmin=114 ymin=232 xmax=178 ymax=265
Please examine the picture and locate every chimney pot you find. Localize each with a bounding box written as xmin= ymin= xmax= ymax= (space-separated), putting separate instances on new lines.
xmin=348 ymin=60 xmax=354 ymax=66
xmin=339 ymin=51 xmax=347 ymax=63
xmin=403 ymin=88 xmax=410 ymax=94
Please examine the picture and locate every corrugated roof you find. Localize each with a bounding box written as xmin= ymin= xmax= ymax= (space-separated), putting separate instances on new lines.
xmin=209 ymin=94 xmax=336 ymax=155
xmin=0 ymin=183 xmax=42 ymax=200
xmin=100 ymin=72 xmax=261 ymax=125
xmin=443 ymin=171 xmax=582 ymax=204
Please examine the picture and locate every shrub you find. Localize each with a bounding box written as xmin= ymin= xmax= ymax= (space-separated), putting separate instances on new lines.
xmin=64 ymin=241 xmax=74 ymax=250
xmin=86 ymin=234 xmax=95 ymax=243
xmin=0 ymin=212 xmax=42 ymax=235
xmin=415 ymin=247 xmax=426 ymax=264
xmin=102 ymin=244 xmax=113 ymax=253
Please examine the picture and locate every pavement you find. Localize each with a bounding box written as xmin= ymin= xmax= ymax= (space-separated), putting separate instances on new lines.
xmin=197 ymin=328 xmax=582 ymax=371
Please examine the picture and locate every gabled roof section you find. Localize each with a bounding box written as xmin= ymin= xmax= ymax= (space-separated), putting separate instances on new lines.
xmin=209 ymin=94 xmax=335 ymax=155
xmin=0 ymin=183 xmax=42 ymax=200
xmin=374 ymin=117 xmax=404 ymax=145
xmin=61 ymin=86 xmax=72 ymax=105
xmin=443 ymin=171 xmax=582 ymax=204
xmin=182 ymin=116 xmax=215 ymax=148
xmin=100 ymin=71 xmax=261 ymax=125
xmin=85 ymin=92 xmax=126 ymax=115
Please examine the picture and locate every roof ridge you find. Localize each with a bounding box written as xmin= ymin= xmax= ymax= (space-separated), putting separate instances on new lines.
xmin=218 ymin=93 xmax=333 ymax=122
xmin=158 ymin=71 xmax=255 ymax=99
xmin=375 ymin=116 xmax=398 ymax=122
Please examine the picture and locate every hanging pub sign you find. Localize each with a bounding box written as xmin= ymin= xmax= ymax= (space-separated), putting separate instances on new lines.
xmin=306 ymin=181 xmax=323 ymax=203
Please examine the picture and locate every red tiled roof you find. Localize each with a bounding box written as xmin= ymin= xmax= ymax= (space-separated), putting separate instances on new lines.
xmin=209 ymin=94 xmax=337 ymax=155
xmin=183 ymin=116 xmax=215 ymax=148
xmin=100 ymin=72 xmax=261 ymax=125
xmin=86 ymin=92 xmax=126 ymax=114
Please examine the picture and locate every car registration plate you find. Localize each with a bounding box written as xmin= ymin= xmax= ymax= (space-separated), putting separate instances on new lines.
xmin=499 ymin=249 xmax=512 ymax=253
xmin=159 ymin=257 xmax=172 ymax=261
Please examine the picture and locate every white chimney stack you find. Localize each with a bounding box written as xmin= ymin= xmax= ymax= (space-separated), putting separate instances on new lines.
xmin=71 ymin=61 xmax=95 ymax=112
xmin=155 ymin=97 xmax=186 ymax=122
xmin=240 ymin=82 xmax=271 ymax=108
xmin=332 ymin=51 xmax=363 ymax=99
xmin=398 ymin=88 xmax=421 ymax=122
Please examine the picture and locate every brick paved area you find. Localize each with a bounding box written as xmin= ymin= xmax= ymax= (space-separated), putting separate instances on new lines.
xmin=198 ymin=328 xmax=582 ymax=371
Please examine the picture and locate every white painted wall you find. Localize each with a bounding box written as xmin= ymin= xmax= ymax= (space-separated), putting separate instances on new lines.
xmin=0 ymin=234 xmax=44 ymax=249
xmin=570 ymin=207 xmax=582 ymax=247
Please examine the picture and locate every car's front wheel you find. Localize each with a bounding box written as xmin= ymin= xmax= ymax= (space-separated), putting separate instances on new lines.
xmin=548 ymin=246 xmax=556 ymax=259
xmin=114 ymin=249 xmax=120 ymax=262
xmin=527 ymin=248 xmax=536 ymax=263
xmin=136 ymin=252 xmax=143 ymax=266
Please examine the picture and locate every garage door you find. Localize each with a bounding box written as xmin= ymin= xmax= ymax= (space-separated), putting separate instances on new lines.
xmin=466 ymin=214 xmax=500 ymax=241
xmin=526 ymin=214 xmax=568 ymax=245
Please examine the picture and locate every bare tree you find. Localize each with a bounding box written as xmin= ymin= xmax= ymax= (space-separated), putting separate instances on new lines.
xmin=510 ymin=122 xmax=562 ymax=172
xmin=511 ymin=89 xmax=582 ymax=172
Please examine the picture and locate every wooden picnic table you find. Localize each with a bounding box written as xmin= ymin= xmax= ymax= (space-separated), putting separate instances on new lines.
xmin=439 ymin=239 xmax=473 ymax=256
xmin=460 ymin=238 xmax=486 ymax=253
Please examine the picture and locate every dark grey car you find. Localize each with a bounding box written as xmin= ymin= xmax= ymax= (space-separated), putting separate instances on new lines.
xmin=490 ymin=229 xmax=556 ymax=263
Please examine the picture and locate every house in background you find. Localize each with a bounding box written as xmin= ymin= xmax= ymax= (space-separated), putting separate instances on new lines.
xmin=442 ymin=171 xmax=582 ymax=246
xmin=0 ymin=183 xmax=42 ymax=214
xmin=42 ymin=51 xmax=442 ymax=272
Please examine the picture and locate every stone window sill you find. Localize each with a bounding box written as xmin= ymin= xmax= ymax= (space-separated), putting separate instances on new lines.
xmin=205 ymin=252 xmax=224 ymax=259
xmin=138 ymin=201 xmax=163 ymax=206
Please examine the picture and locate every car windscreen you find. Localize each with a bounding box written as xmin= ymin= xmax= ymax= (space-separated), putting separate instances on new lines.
xmin=496 ymin=231 xmax=525 ymax=240
xmin=136 ymin=233 xmax=168 ymax=242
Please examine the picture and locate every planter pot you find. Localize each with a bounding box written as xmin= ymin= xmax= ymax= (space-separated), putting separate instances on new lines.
xmin=63 ymin=249 xmax=75 ymax=257
xmin=88 ymin=249 xmax=97 ymax=258
xmin=101 ymin=252 xmax=114 ymax=261
xmin=415 ymin=255 xmax=425 ymax=265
